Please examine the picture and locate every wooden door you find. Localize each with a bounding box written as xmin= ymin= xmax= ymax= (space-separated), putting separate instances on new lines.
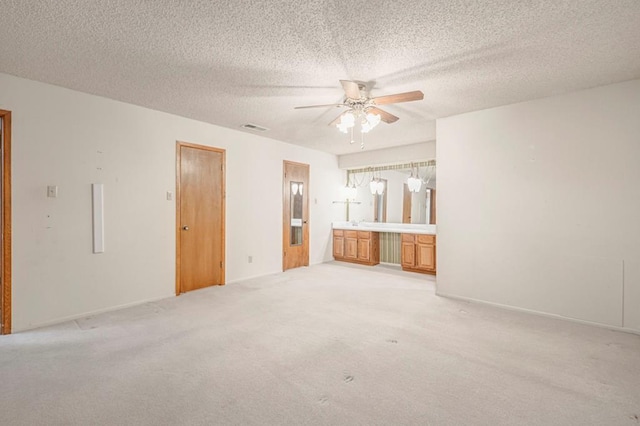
xmin=429 ymin=189 xmax=437 ymax=224
xmin=283 ymin=161 xmax=309 ymax=271
xmin=402 ymin=183 xmax=411 ymax=223
xmin=0 ymin=110 xmax=11 ymax=335
xmin=176 ymin=142 xmax=225 ymax=294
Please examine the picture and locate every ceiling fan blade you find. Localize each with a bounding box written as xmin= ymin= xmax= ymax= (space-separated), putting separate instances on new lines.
xmin=367 ymin=107 xmax=399 ymax=124
xmin=294 ymin=103 xmax=345 ymax=109
xmin=328 ymin=110 xmax=350 ymax=126
xmin=340 ymin=80 xmax=362 ymax=99
xmin=371 ymin=90 xmax=424 ymax=105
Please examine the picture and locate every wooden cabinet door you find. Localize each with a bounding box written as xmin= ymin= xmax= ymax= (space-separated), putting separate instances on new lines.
xmin=401 ymin=242 xmax=416 ymax=268
xmin=416 ymin=243 xmax=435 ymax=271
xmin=357 ymin=238 xmax=370 ymax=262
xmin=333 ymin=235 xmax=344 ymax=258
xmin=345 ymin=236 xmax=358 ymax=259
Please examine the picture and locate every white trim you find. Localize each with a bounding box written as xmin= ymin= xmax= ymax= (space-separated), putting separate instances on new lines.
xmin=436 ymin=291 xmax=640 ymax=336
xmin=13 ymin=294 xmax=173 ymax=333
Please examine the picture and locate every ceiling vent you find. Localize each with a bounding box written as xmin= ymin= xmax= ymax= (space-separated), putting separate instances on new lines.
xmin=241 ymin=123 xmax=269 ymax=132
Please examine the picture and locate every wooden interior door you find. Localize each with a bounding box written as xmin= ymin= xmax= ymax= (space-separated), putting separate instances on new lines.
xmin=429 ymin=189 xmax=437 ymax=224
xmin=402 ymin=183 xmax=411 ymax=223
xmin=176 ymin=142 xmax=225 ymax=294
xmin=0 ymin=110 xmax=11 ymax=335
xmin=283 ymin=161 xmax=309 ymax=271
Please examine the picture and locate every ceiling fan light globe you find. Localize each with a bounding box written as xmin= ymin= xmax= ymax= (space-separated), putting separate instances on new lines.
xmin=341 ymin=112 xmax=355 ymax=126
xmin=366 ymin=113 xmax=381 ymax=127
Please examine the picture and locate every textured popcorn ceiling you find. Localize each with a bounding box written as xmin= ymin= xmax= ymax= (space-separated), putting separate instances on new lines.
xmin=1 ymin=0 xmax=639 ymax=154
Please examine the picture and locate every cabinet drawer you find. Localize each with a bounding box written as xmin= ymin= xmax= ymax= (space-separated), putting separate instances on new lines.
xmin=333 ymin=229 xmax=344 ymax=236
xmin=345 ymin=230 xmax=358 ymax=238
xmin=357 ymin=231 xmax=371 ymax=239
xmin=401 ymin=233 xmax=415 ymax=243
xmin=417 ymin=234 xmax=435 ymax=245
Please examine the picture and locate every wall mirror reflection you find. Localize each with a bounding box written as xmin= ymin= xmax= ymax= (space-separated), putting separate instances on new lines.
xmin=345 ymin=161 xmax=436 ymax=224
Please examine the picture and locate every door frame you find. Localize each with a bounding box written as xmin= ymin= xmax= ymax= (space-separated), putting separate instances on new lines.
xmin=175 ymin=141 xmax=226 ymax=295
xmin=0 ymin=109 xmax=12 ymax=335
xmin=282 ymin=160 xmax=309 ymax=271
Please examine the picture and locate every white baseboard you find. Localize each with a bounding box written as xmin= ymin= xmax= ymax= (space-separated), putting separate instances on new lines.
xmin=436 ymin=291 xmax=640 ymax=336
xmin=14 ymin=294 xmax=174 ymax=333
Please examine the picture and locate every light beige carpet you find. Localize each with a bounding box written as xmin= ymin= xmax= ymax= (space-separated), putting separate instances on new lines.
xmin=1 ymin=262 xmax=639 ymax=425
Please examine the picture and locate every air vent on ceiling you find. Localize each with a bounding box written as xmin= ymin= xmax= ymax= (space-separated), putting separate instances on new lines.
xmin=241 ymin=123 xmax=269 ymax=132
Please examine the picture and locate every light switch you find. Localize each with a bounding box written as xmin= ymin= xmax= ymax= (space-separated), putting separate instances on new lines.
xmin=47 ymin=185 xmax=58 ymax=198
xmin=166 ymin=191 xmax=173 ymax=201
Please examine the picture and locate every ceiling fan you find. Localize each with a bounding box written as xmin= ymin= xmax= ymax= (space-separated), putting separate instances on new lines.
xmin=295 ymin=80 xmax=424 ymax=127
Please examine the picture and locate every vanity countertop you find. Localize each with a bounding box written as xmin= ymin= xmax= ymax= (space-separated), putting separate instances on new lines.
xmin=332 ymin=221 xmax=436 ymax=235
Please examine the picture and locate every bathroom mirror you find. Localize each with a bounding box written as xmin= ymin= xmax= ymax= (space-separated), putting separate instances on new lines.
xmin=346 ymin=162 xmax=436 ymax=224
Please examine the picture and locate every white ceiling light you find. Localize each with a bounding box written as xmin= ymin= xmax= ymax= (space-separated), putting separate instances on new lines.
xmin=336 ymin=108 xmax=381 ymax=149
xmin=295 ymin=80 xmax=424 ymax=150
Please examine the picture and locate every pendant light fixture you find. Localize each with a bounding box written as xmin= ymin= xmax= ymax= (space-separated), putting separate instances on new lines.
xmin=407 ymin=165 xmax=423 ymax=193
xmin=369 ymin=170 xmax=384 ymax=195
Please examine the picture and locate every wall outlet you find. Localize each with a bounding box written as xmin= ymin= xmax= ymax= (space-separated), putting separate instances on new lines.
xmin=248 ymin=256 xmax=253 ymax=263
xmin=47 ymin=185 xmax=58 ymax=198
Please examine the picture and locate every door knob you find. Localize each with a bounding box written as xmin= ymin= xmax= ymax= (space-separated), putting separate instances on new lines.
xmin=182 ymin=226 xmax=189 ymax=231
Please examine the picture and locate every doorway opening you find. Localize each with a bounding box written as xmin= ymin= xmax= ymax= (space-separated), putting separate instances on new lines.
xmin=0 ymin=109 xmax=12 ymax=335
xmin=175 ymin=142 xmax=225 ymax=294
xmin=283 ymin=161 xmax=309 ymax=271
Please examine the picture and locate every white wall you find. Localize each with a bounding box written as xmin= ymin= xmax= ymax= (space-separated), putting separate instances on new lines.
xmin=0 ymin=73 xmax=344 ymax=331
xmin=437 ymin=79 xmax=640 ymax=333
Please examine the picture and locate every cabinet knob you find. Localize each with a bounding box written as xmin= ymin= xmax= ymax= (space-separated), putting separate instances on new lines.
xmin=182 ymin=226 xmax=189 ymax=231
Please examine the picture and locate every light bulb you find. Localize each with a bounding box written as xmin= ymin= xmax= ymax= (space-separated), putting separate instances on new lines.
xmin=366 ymin=113 xmax=381 ymax=128
xmin=341 ymin=112 xmax=355 ymax=126
xmin=369 ymin=180 xmax=378 ymax=195
xmin=407 ymin=177 xmax=422 ymax=192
